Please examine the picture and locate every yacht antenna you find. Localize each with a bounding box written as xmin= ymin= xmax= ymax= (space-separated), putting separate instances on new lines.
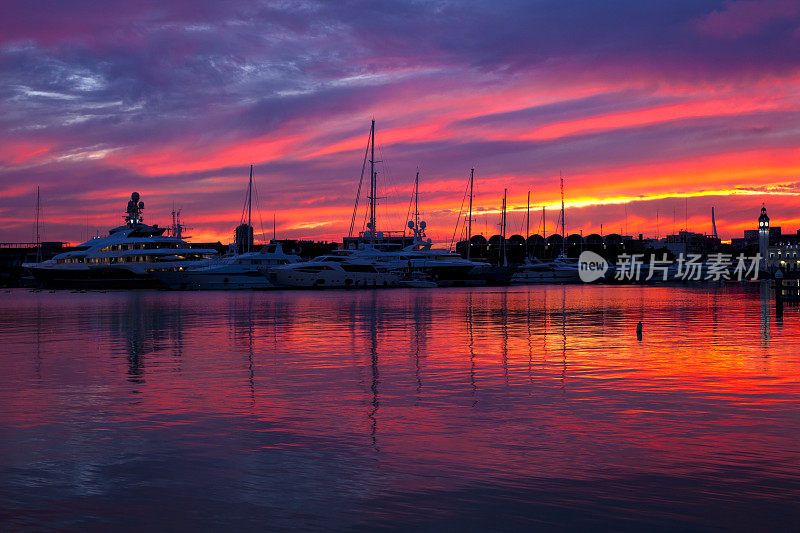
xmin=248 ymin=164 xmax=253 ymax=253
xmin=467 ymin=168 xmax=474 ymax=260
xmin=273 ymin=213 xmax=276 ymax=240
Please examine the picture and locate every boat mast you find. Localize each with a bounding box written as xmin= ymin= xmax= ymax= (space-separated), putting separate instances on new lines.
xmin=35 ymin=186 xmax=42 ymax=262
xmin=560 ymin=171 xmax=565 ymax=256
xmin=467 ymin=168 xmax=474 ymax=260
xmin=414 ymin=171 xmax=419 ymax=231
xmin=248 ymin=164 xmax=253 ymax=253
xmin=502 ymin=188 xmax=507 ymax=267
xmin=369 ymin=119 xmax=376 ymax=246
xmin=526 ymin=189 xmax=530 ymax=260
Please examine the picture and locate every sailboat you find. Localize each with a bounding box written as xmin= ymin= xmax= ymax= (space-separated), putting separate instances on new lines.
xmin=459 ymin=170 xmax=514 ymax=285
xmin=511 ymin=173 xmax=581 ymax=284
xmin=150 ymin=165 xmax=302 ymax=290
xmin=270 ymin=121 xmax=402 ymax=289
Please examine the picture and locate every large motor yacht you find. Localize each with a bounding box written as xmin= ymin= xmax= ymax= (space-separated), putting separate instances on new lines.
xmin=23 ymin=193 xmax=218 ymax=289
xmin=151 ymin=240 xmax=301 ymax=290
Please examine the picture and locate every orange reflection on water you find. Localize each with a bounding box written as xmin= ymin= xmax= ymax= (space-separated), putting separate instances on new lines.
xmin=2 ymin=285 xmax=800 ymax=529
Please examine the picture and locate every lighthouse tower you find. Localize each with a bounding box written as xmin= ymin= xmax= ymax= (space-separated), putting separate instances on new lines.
xmin=758 ymin=204 xmax=770 ymax=271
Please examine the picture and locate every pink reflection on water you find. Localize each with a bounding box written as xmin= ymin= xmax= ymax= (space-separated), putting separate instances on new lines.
xmin=1 ymin=285 xmax=800 ymax=529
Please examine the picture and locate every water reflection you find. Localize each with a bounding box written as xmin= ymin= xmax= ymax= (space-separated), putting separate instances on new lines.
xmin=2 ymin=285 xmax=800 ymax=531
xmin=368 ymin=291 xmax=380 ymax=450
xmin=761 ymin=280 xmax=771 ymax=343
xmin=466 ymin=292 xmax=478 ymax=406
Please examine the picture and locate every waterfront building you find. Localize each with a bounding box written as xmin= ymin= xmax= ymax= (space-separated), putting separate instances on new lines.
xmin=664 ymin=231 xmax=717 ymax=257
xmin=767 ymin=233 xmax=800 ymax=274
xmin=759 ymin=205 xmax=770 ymax=270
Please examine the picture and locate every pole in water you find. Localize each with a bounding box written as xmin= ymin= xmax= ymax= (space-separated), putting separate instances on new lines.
xmin=636 ymin=321 xmax=643 ymax=341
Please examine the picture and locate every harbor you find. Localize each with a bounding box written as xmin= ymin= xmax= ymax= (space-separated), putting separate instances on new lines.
xmin=6 ymin=123 xmax=795 ymax=293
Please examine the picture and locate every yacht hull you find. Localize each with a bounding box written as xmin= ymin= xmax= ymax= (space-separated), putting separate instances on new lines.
xmin=511 ymin=266 xmax=582 ymax=284
xmin=270 ymin=270 xmax=400 ymax=289
xmin=26 ymin=265 xmax=161 ymax=289
xmin=151 ymin=270 xmax=278 ymax=290
xmin=468 ymin=265 xmax=514 ymax=286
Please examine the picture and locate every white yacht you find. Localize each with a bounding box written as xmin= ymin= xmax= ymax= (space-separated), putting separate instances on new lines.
xmin=269 ymin=251 xmax=401 ymax=289
xmin=149 ymin=166 xmax=302 ymax=290
xmin=511 ymin=255 xmax=582 ymax=284
xmin=151 ymin=240 xmax=301 ymax=290
xmin=23 ymin=192 xmax=218 ymax=289
xmin=374 ymin=221 xmax=490 ymax=285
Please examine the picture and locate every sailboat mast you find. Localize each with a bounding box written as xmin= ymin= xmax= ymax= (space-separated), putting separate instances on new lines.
xmin=560 ymin=171 xmax=565 ymax=256
xmin=467 ymin=168 xmax=474 ymax=260
xmin=414 ymin=170 xmax=419 ymax=232
xmin=526 ymin=190 xmax=530 ymax=237
xmin=248 ymin=164 xmax=253 ymax=252
xmin=369 ymin=119 xmax=376 ymax=245
xmin=502 ymin=188 xmax=507 ymax=267
xmin=526 ymin=189 xmax=530 ymax=259
xmin=35 ymin=186 xmax=41 ymax=262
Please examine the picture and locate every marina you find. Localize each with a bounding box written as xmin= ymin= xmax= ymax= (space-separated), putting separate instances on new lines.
xmin=3 ymin=2 xmax=800 ymax=529
xmin=12 ymin=122 xmax=791 ymax=292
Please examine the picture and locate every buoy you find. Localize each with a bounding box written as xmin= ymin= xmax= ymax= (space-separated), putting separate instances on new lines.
xmin=636 ymin=321 xmax=643 ymax=341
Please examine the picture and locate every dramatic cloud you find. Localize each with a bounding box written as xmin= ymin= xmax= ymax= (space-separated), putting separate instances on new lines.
xmin=1 ymin=0 xmax=799 ymax=244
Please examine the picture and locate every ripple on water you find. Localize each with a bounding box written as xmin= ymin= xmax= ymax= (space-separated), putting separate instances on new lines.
xmin=1 ymin=284 xmax=800 ymax=530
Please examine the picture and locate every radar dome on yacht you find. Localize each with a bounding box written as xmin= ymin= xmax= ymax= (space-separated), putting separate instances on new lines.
xmin=420 ymin=221 xmax=427 ymax=229
xmin=408 ymin=221 xmax=415 ymax=229
xmin=131 ymin=192 xmax=140 ymax=202
xmin=138 ymin=201 xmax=144 ymax=209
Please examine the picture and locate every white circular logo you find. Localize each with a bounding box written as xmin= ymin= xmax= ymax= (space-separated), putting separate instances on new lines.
xmin=578 ymin=251 xmax=609 ymax=282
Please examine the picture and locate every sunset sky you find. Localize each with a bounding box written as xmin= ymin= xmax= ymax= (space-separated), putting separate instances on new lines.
xmin=1 ymin=0 xmax=799 ymax=245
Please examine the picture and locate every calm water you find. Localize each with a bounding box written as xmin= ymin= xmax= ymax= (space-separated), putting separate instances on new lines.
xmin=2 ymin=284 xmax=800 ymax=531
